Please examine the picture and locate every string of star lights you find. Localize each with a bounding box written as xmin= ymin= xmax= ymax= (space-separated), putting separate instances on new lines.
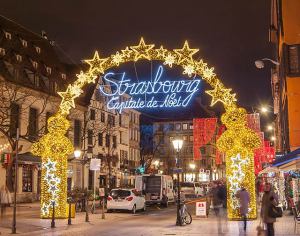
xmin=31 ymin=37 xmax=260 ymax=219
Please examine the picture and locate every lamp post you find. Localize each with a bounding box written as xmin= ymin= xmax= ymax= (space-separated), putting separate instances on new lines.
xmin=172 ymin=138 xmax=183 ymax=226
xmin=12 ymin=128 xmax=19 ymax=234
xmin=254 ymin=58 xmax=279 ymax=69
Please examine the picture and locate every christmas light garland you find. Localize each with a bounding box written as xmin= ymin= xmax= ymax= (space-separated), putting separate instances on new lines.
xmin=31 ymin=37 xmax=260 ymax=219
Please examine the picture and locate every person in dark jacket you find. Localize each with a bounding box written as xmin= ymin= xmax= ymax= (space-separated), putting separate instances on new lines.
xmin=236 ymin=187 xmax=250 ymax=231
xmin=261 ymin=183 xmax=278 ymax=236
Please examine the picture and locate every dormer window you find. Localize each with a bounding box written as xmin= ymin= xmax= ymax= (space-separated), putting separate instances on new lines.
xmin=5 ymin=32 xmax=11 ymax=40
xmin=32 ymin=61 xmax=38 ymax=69
xmin=16 ymin=54 xmax=22 ymax=62
xmin=61 ymin=73 xmax=66 ymax=80
xmin=21 ymin=39 xmax=27 ymax=47
xmin=0 ymin=48 xmax=5 ymax=56
xmin=46 ymin=66 xmax=52 ymax=74
xmin=35 ymin=46 xmax=41 ymax=54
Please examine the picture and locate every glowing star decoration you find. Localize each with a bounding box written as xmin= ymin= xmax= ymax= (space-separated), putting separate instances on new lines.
xmin=183 ymin=64 xmax=195 ymax=77
xmin=164 ymin=53 xmax=176 ymax=68
xmin=112 ymin=51 xmax=124 ymax=66
xmin=205 ymin=81 xmax=236 ymax=107
xmin=32 ymin=38 xmax=261 ymax=220
xmin=156 ymin=46 xmax=168 ymax=58
xmin=76 ymin=71 xmax=97 ymax=85
xmin=130 ymin=37 xmax=155 ymax=61
xmin=202 ymin=67 xmax=216 ymax=79
xmin=121 ymin=47 xmax=133 ymax=59
xmin=84 ymin=51 xmax=107 ymax=75
xmin=174 ymin=41 xmax=199 ymax=64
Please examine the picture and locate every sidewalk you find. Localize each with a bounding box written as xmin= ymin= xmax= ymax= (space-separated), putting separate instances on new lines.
xmin=0 ymin=203 xmax=299 ymax=236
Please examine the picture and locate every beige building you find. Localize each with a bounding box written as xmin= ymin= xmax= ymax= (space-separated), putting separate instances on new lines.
xmin=153 ymin=120 xmax=225 ymax=182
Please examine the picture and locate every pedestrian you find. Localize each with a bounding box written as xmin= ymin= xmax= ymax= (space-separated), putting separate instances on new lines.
xmin=210 ymin=182 xmax=226 ymax=233
xmin=236 ymin=186 xmax=250 ymax=231
xmin=0 ymin=185 xmax=12 ymax=218
xmin=261 ymin=182 xmax=278 ymax=236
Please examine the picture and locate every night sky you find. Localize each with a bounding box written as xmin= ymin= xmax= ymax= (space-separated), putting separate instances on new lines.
xmin=1 ymin=0 xmax=273 ymax=113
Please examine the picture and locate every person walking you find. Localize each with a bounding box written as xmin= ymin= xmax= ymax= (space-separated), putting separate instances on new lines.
xmin=236 ymin=187 xmax=250 ymax=231
xmin=261 ymin=183 xmax=278 ymax=236
xmin=0 ymin=185 xmax=12 ymax=218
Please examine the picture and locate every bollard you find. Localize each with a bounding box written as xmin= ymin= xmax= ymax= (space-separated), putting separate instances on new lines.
xmin=85 ymin=197 xmax=89 ymax=222
xmin=51 ymin=201 xmax=55 ymax=228
xmin=101 ymin=198 xmax=105 ymax=219
xmin=68 ymin=200 xmax=72 ymax=225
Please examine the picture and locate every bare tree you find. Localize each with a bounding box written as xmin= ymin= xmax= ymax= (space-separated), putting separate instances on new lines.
xmin=0 ymin=79 xmax=56 ymax=190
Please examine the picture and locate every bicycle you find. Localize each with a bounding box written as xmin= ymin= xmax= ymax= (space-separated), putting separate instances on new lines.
xmin=179 ymin=202 xmax=192 ymax=225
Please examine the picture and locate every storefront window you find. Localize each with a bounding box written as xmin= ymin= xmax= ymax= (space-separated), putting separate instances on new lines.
xmin=22 ymin=165 xmax=33 ymax=192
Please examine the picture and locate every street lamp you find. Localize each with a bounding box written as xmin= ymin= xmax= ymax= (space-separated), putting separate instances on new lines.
xmin=267 ymin=125 xmax=273 ymax=131
xmin=260 ymin=106 xmax=269 ymax=113
xmin=74 ymin=149 xmax=82 ymax=158
xmin=255 ymin=58 xmax=279 ymax=69
xmin=271 ymin=136 xmax=276 ymax=141
xmin=172 ymin=138 xmax=183 ymax=226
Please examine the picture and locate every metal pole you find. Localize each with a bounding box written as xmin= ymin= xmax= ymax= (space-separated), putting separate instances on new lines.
xmin=68 ymin=200 xmax=72 ymax=225
xmin=176 ymin=151 xmax=182 ymax=226
xmin=93 ymin=170 xmax=96 ymax=213
xmin=101 ymin=197 xmax=105 ymax=219
xmin=12 ymin=128 xmax=19 ymax=234
xmin=51 ymin=201 xmax=55 ymax=228
xmin=85 ymin=196 xmax=89 ymax=222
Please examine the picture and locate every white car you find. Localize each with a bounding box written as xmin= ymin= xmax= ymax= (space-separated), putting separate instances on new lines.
xmin=107 ymin=189 xmax=146 ymax=214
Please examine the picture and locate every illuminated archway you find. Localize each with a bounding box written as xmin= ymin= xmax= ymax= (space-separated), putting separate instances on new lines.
xmin=31 ymin=38 xmax=261 ymax=219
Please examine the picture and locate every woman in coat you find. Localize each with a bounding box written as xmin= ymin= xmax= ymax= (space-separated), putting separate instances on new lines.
xmin=236 ymin=187 xmax=250 ymax=231
xmin=261 ymin=183 xmax=278 ymax=236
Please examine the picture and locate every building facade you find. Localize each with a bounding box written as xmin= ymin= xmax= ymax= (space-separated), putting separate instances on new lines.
xmin=0 ymin=15 xmax=141 ymax=202
xmin=270 ymin=0 xmax=300 ymax=153
xmin=153 ymin=120 xmax=225 ymax=182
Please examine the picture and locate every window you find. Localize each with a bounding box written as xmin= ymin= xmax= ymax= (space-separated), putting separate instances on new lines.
xmin=0 ymin=48 xmax=5 ymax=56
xmin=108 ymin=114 xmax=115 ymax=126
xmin=175 ymin=123 xmax=181 ymax=130
xmin=189 ymin=124 xmax=194 ymax=130
xmin=105 ymin=134 xmax=110 ymax=147
xmin=16 ymin=54 xmax=22 ymax=62
xmin=21 ymin=39 xmax=27 ymax=47
xmin=98 ymin=133 xmax=103 ymax=146
xmin=46 ymin=66 xmax=52 ymax=74
xmin=169 ymin=136 xmax=174 ymax=142
xmin=61 ymin=73 xmax=66 ymax=80
xmin=101 ymin=112 xmax=105 ymax=122
xmin=287 ymin=44 xmax=300 ymax=76
xmin=183 ymin=135 xmax=188 ymax=141
xmin=159 ymin=136 xmax=164 ymax=144
xmin=32 ymin=61 xmax=38 ymax=69
xmin=90 ymin=109 xmax=95 ymax=120
xmin=189 ymin=135 xmax=194 ymax=142
xmin=9 ymin=103 xmax=20 ymax=138
xmin=49 ymin=81 xmax=57 ymax=94
xmin=28 ymin=107 xmax=38 ymax=141
xmin=74 ymin=119 xmax=81 ymax=147
xmin=183 ymin=123 xmax=188 ymax=130
xmin=5 ymin=31 xmax=11 ymax=40
xmin=112 ymin=136 xmax=117 ymax=148
xmin=87 ymin=129 xmax=93 ymax=145
xmin=35 ymin=46 xmax=41 ymax=54
xmin=169 ymin=123 xmax=174 ymax=131
xmin=22 ymin=165 xmax=33 ymax=192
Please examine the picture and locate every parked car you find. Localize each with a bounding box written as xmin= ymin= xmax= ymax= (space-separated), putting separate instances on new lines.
xmin=107 ymin=189 xmax=146 ymax=214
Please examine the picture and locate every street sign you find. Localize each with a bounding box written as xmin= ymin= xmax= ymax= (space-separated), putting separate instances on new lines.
xmin=196 ymin=201 xmax=207 ymax=217
xmin=90 ymin=158 xmax=101 ymax=171
xmin=173 ymin=168 xmax=183 ymax=173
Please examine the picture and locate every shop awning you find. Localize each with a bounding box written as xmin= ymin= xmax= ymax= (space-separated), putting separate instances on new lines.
xmin=272 ymin=148 xmax=300 ymax=167
xmin=17 ymin=152 xmax=41 ymax=164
